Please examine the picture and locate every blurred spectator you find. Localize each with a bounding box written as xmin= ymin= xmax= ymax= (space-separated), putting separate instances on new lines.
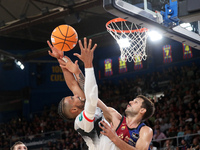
xmin=184 ymin=125 xmax=193 ymax=144
xmin=163 ymin=139 xmax=175 ymax=150
xmin=168 ymin=123 xmax=177 ymax=137
xmin=150 ymin=142 xmax=157 ymax=150
xmin=196 ymin=125 xmax=200 ymax=134
xmin=160 ymin=120 xmax=169 ymax=134
xmin=177 ymin=139 xmax=190 ymax=150
xmin=189 ymin=137 xmax=200 ymax=150
xmin=155 ymin=114 xmax=163 ymax=123
xmin=177 ymin=126 xmax=185 ymax=137
xmin=193 ymin=117 xmax=199 ymax=132
xmin=153 ymin=128 xmax=167 ymax=140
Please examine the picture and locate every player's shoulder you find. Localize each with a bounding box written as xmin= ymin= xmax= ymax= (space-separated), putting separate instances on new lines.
xmin=140 ymin=125 xmax=153 ymax=135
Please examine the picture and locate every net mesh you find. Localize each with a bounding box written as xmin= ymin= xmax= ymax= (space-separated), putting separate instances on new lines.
xmin=106 ymin=18 xmax=148 ymax=62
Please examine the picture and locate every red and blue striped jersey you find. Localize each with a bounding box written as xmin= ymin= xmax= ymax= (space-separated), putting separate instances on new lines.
xmin=116 ymin=116 xmax=150 ymax=150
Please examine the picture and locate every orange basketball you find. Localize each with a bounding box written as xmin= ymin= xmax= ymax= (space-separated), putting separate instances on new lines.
xmin=51 ymin=25 xmax=78 ymax=51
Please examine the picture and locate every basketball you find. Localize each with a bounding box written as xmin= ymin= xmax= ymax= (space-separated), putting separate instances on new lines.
xmin=51 ymin=25 xmax=78 ymax=51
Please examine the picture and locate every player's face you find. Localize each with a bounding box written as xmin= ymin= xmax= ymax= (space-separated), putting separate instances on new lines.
xmin=14 ymin=144 xmax=27 ymax=150
xmin=65 ymin=95 xmax=85 ymax=108
xmin=125 ymin=97 xmax=144 ymax=116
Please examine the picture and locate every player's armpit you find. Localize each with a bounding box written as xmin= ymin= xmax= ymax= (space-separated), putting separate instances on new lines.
xmin=135 ymin=126 xmax=153 ymax=150
xmin=108 ymin=107 xmax=122 ymax=120
xmin=97 ymin=100 xmax=122 ymax=129
xmin=97 ymin=100 xmax=112 ymax=123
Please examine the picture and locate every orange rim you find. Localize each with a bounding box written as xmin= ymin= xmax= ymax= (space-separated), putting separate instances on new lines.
xmin=106 ymin=18 xmax=148 ymax=33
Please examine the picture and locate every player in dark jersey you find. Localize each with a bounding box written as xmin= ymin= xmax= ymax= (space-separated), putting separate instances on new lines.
xmin=116 ymin=115 xmax=149 ymax=148
xmin=99 ymin=95 xmax=154 ymax=150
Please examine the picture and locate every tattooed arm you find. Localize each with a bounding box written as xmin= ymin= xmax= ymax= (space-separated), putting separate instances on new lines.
xmin=60 ymin=56 xmax=85 ymax=92
xmin=47 ymin=41 xmax=85 ymax=98
xmin=73 ymin=69 xmax=85 ymax=92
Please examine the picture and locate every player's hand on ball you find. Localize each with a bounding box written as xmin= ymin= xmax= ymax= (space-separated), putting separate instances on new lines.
xmin=47 ymin=40 xmax=64 ymax=59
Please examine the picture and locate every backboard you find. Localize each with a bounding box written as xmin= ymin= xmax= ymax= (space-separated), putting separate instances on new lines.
xmin=103 ymin=0 xmax=200 ymax=50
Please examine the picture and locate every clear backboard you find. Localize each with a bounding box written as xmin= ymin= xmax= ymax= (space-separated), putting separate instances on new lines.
xmin=103 ymin=0 xmax=200 ymax=50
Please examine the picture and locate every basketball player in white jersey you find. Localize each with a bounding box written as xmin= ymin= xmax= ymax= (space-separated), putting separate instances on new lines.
xmin=48 ymin=37 xmax=154 ymax=150
xmin=48 ymin=39 xmax=119 ymax=150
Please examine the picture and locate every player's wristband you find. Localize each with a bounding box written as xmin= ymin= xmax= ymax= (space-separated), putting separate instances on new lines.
xmin=62 ymin=57 xmax=68 ymax=63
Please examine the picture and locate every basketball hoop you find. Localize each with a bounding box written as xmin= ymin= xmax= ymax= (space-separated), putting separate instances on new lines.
xmin=106 ymin=18 xmax=148 ymax=62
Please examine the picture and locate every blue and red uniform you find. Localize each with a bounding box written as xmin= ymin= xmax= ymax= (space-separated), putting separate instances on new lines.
xmin=116 ymin=116 xmax=150 ymax=150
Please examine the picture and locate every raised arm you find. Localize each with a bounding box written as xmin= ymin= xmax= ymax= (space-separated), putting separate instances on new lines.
xmin=61 ymin=56 xmax=85 ymax=92
xmin=60 ymin=57 xmax=85 ymax=94
xmin=74 ymin=37 xmax=98 ymax=120
xmin=58 ymin=58 xmax=84 ymax=97
xmin=74 ymin=38 xmax=121 ymax=124
xmin=48 ymin=39 xmax=119 ymax=124
xmin=47 ymin=40 xmax=84 ymax=98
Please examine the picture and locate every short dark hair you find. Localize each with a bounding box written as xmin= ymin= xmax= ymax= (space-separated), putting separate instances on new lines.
xmin=58 ymin=97 xmax=68 ymax=120
xmin=137 ymin=95 xmax=155 ymax=120
xmin=10 ymin=141 xmax=26 ymax=150
xmin=58 ymin=97 xmax=75 ymax=120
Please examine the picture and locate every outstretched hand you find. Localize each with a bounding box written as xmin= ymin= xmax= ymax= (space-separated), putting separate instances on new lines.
xmin=99 ymin=120 xmax=117 ymax=142
xmin=74 ymin=37 xmax=97 ymax=68
xmin=47 ymin=40 xmax=64 ymax=59
xmin=58 ymin=56 xmax=80 ymax=75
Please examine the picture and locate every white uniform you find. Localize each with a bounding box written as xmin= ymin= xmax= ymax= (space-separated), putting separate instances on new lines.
xmin=74 ymin=68 xmax=119 ymax=150
xmin=74 ymin=108 xmax=119 ymax=150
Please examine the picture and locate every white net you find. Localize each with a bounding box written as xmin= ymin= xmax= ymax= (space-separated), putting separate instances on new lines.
xmin=106 ymin=18 xmax=148 ymax=62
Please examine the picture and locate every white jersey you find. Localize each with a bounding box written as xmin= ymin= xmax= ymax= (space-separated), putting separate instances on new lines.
xmin=74 ymin=107 xmax=119 ymax=150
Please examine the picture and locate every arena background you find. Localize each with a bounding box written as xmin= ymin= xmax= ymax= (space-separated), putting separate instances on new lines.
xmin=0 ymin=35 xmax=200 ymax=121
xmin=0 ymin=0 xmax=200 ymax=149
